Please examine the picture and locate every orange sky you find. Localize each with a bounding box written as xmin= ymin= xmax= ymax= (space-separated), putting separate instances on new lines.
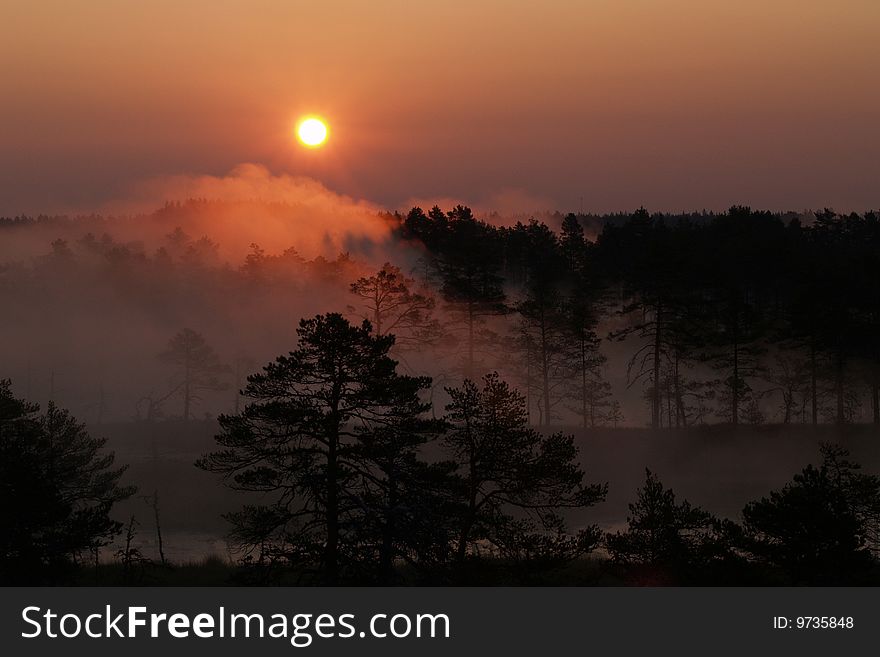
xmin=1 ymin=0 xmax=878 ymax=215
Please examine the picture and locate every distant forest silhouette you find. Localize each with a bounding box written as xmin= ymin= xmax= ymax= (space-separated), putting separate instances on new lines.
xmin=3 ymin=204 xmax=879 ymax=427
xmin=3 ymin=204 xmax=880 ymax=585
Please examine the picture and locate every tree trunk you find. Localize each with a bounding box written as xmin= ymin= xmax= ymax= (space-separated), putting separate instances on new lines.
xmin=539 ymin=309 xmax=551 ymax=427
xmin=379 ymin=469 xmax=397 ymax=584
xmin=456 ymin=452 xmax=478 ymax=572
xmin=651 ymin=305 xmax=662 ymax=430
xmin=872 ymin=379 xmax=879 ymax=425
xmin=581 ymin=337 xmax=588 ymax=430
xmin=730 ymin=304 xmax=740 ymax=426
xmin=810 ymin=339 xmax=818 ymax=426
xmin=731 ymin=338 xmax=739 ymax=426
xmin=673 ymin=353 xmax=687 ymax=428
xmin=325 ymin=395 xmax=340 ymax=584
xmin=152 ymin=490 xmax=166 ymax=566
xmin=467 ymin=300 xmax=475 ymax=380
xmin=835 ymin=348 xmax=845 ymax=425
xmin=373 ymin=288 xmax=383 ymax=335
xmin=524 ymin=328 xmax=533 ymax=425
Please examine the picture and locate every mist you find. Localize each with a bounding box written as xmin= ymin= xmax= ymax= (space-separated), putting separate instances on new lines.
xmin=0 ymin=165 xmax=585 ymax=425
xmin=2 ymin=180 xmax=876 ymax=431
xmin=6 ymin=176 xmax=880 ymax=584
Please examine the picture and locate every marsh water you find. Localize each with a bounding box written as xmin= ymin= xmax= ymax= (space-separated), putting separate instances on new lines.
xmin=101 ymin=419 xmax=880 ymax=564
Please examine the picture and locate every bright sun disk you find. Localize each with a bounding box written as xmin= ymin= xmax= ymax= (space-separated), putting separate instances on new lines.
xmin=297 ymin=117 xmax=328 ymax=148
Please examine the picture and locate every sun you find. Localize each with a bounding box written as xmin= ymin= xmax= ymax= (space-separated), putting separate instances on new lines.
xmin=296 ymin=117 xmax=328 ymax=148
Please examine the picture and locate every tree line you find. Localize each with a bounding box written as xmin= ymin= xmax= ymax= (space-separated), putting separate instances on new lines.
xmin=4 ymin=202 xmax=880 ymax=584
xmin=4 ymin=312 xmax=880 ymax=585
xmin=183 ymin=203 xmax=880 ymax=429
xmin=5 ymin=205 xmax=880 ymax=427
xmin=396 ymin=205 xmax=880 ymax=428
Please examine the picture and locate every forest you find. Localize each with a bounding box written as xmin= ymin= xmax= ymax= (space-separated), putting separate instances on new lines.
xmin=4 ymin=203 xmax=880 ymax=428
xmin=2 ymin=203 xmax=880 ymax=585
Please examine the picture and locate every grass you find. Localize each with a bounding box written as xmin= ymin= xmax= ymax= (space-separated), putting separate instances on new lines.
xmin=74 ymin=555 xmax=238 ymax=586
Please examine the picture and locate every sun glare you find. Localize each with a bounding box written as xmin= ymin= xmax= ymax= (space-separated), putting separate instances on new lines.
xmin=296 ymin=117 xmax=328 ymax=148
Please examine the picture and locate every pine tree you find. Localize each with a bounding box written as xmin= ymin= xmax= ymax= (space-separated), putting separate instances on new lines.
xmin=436 ymin=207 xmax=507 ymax=379
xmin=157 ymin=328 xmax=228 ymax=420
xmin=443 ymin=373 xmax=606 ymax=572
xmin=0 ymin=380 xmax=133 ymax=583
xmin=606 ymin=469 xmax=718 ymax=581
xmin=197 ymin=313 xmax=439 ymax=583
xmin=349 ymin=262 xmax=440 ymax=348
xmin=734 ymin=444 xmax=880 ymax=584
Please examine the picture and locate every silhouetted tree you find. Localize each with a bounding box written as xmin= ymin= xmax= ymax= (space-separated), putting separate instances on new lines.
xmin=606 ymin=469 xmax=719 ymax=583
xmin=564 ymin=281 xmax=612 ymax=429
xmin=240 ymin=243 xmax=305 ymax=285
xmin=157 ymin=328 xmax=228 ymax=420
xmin=115 ymin=515 xmax=150 ymax=584
xmin=602 ymin=210 xmax=702 ymax=428
xmin=697 ymin=208 xmax=785 ymax=424
xmin=559 ymin=213 xmax=588 ymax=274
xmin=0 ymin=380 xmax=133 ymax=583
xmin=776 ymin=218 xmax=828 ymax=425
xmin=732 ymin=444 xmax=879 ymax=584
xmin=349 ymin=262 xmax=440 ymax=348
xmin=443 ymin=373 xmax=606 ymax=574
xmin=435 ymin=207 xmax=507 ymax=378
xmin=197 ymin=314 xmax=439 ymax=583
xmin=762 ymin=354 xmax=812 ymax=424
xmin=354 ymin=421 xmax=453 ymax=583
xmin=820 ymin=444 xmax=880 ymax=557
xmin=513 ymin=221 xmax=570 ymax=425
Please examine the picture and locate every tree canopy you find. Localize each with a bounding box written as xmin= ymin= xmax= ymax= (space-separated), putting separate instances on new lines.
xmin=0 ymin=380 xmax=133 ymax=583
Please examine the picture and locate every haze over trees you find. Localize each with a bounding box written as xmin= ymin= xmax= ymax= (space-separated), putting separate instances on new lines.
xmin=4 ymin=201 xmax=880 ymax=584
xmin=348 ymin=262 xmax=439 ymax=345
xmin=404 ymin=205 xmax=508 ymax=380
xmin=197 ymin=314 xmax=604 ymax=583
xmin=157 ymin=328 xmax=228 ymax=420
xmin=5 ymin=203 xmax=880 ymax=427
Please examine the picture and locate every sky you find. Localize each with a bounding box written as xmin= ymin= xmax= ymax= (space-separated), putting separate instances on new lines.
xmin=1 ymin=0 xmax=879 ymax=216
